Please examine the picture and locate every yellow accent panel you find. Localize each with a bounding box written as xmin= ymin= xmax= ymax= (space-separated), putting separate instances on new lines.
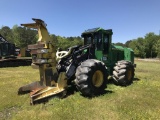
xmin=57 ymin=72 xmax=67 ymax=89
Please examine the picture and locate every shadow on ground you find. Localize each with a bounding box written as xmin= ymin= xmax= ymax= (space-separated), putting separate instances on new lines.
xmin=133 ymin=77 xmax=140 ymax=81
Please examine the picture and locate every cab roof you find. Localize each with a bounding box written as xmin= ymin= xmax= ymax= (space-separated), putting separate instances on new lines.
xmin=81 ymin=27 xmax=112 ymax=36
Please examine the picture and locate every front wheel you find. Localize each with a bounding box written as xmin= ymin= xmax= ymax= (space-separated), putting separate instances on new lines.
xmin=75 ymin=59 xmax=108 ymax=96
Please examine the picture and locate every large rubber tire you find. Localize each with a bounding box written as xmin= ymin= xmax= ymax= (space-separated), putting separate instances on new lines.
xmin=113 ymin=60 xmax=135 ymax=86
xmin=75 ymin=59 xmax=108 ymax=96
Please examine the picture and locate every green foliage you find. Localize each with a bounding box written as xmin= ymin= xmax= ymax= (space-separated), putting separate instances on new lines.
xmin=1 ymin=24 xmax=159 ymax=58
xmin=113 ymin=42 xmax=125 ymax=47
xmin=144 ymin=33 xmax=159 ymax=58
xmin=0 ymin=25 xmax=37 ymax=48
xmin=0 ymin=26 xmax=14 ymax=43
xmin=0 ymin=25 xmax=83 ymax=49
xmin=128 ymin=38 xmax=146 ymax=58
xmin=50 ymin=34 xmax=83 ymax=50
xmin=125 ymin=40 xmax=132 ymax=47
xmin=156 ymin=39 xmax=160 ymax=59
xmin=12 ymin=25 xmax=37 ymax=48
xmin=126 ymin=32 xmax=160 ymax=58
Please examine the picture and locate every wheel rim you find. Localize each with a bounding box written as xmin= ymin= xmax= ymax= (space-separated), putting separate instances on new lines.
xmin=127 ymin=68 xmax=133 ymax=81
xmin=92 ymin=70 xmax=104 ymax=87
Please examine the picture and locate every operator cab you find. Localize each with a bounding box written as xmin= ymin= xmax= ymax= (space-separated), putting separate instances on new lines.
xmin=0 ymin=43 xmax=15 ymax=58
xmin=0 ymin=34 xmax=15 ymax=58
xmin=81 ymin=27 xmax=113 ymax=60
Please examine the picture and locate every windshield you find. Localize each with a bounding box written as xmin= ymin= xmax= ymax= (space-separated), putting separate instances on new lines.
xmin=1 ymin=43 xmax=9 ymax=56
xmin=0 ymin=43 xmax=15 ymax=56
xmin=94 ymin=33 xmax=102 ymax=50
xmin=103 ymin=34 xmax=109 ymax=54
xmin=84 ymin=35 xmax=92 ymax=45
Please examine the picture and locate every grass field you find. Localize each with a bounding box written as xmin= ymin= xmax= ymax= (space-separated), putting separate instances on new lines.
xmin=0 ymin=60 xmax=160 ymax=120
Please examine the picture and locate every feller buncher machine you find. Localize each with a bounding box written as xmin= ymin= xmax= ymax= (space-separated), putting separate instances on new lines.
xmin=18 ymin=18 xmax=136 ymax=104
xmin=0 ymin=34 xmax=31 ymax=67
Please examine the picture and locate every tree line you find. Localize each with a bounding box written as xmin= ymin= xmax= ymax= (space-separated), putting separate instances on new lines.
xmin=114 ymin=32 xmax=160 ymax=58
xmin=0 ymin=25 xmax=83 ymax=50
xmin=1 ymin=25 xmax=160 ymax=58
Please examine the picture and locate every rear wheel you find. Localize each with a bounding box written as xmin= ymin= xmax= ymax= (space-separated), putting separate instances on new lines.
xmin=75 ymin=59 xmax=108 ymax=96
xmin=113 ymin=60 xmax=135 ymax=86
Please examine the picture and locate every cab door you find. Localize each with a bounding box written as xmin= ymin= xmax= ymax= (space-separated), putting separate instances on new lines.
xmin=102 ymin=33 xmax=110 ymax=63
xmin=94 ymin=31 xmax=103 ymax=60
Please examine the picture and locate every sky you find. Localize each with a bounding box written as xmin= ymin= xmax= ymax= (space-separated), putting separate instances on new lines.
xmin=1 ymin=0 xmax=160 ymax=43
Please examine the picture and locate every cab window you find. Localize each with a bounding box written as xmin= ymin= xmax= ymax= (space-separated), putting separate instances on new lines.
xmin=103 ymin=34 xmax=109 ymax=54
xmin=94 ymin=32 xmax=102 ymax=50
xmin=84 ymin=35 xmax=92 ymax=45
